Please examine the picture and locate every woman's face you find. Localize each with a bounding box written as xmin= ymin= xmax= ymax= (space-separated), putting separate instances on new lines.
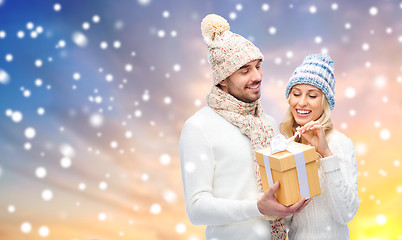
xmin=288 ymin=84 xmax=324 ymax=126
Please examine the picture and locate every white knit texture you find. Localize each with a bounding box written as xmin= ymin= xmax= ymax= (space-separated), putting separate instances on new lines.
xmin=179 ymin=106 xmax=279 ymax=240
xmin=287 ymin=130 xmax=359 ymax=240
xmin=200 ymin=14 xmax=263 ymax=85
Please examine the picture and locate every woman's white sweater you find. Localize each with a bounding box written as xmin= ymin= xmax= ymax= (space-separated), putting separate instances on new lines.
xmin=287 ymin=130 xmax=359 ymax=239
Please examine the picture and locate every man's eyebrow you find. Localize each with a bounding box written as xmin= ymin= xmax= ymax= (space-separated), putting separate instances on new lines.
xmin=239 ymin=60 xmax=262 ymax=69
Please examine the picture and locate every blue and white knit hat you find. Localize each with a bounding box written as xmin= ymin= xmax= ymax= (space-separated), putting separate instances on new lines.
xmin=285 ymin=53 xmax=336 ymax=110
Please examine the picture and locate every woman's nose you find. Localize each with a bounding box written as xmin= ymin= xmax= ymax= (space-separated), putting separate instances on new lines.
xmin=298 ymin=95 xmax=308 ymax=107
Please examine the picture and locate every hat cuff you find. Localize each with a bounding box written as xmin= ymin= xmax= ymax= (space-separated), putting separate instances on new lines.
xmin=285 ymin=76 xmax=335 ymax=110
xmin=212 ymin=47 xmax=263 ymax=85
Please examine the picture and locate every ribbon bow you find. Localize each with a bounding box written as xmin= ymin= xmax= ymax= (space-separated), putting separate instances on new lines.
xmin=270 ymin=131 xmax=301 ymax=154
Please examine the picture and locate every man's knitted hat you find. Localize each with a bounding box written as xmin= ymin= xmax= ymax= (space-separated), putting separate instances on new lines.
xmin=201 ymin=14 xmax=264 ymax=85
xmin=285 ymin=53 xmax=336 ymax=110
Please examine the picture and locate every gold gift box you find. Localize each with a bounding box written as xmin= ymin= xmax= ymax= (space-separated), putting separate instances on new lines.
xmin=255 ymin=142 xmax=321 ymax=206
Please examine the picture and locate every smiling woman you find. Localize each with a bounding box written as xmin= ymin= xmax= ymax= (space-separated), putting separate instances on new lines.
xmin=280 ymin=54 xmax=359 ymax=239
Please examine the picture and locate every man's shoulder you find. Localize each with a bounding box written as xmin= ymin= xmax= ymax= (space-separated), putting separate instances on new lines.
xmin=184 ymin=106 xmax=220 ymax=127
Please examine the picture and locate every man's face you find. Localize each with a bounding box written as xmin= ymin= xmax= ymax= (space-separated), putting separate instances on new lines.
xmin=219 ymin=59 xmax=263 ymax=103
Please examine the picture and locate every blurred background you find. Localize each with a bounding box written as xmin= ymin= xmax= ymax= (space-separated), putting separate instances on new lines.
xmin=0 ymin=0 xmax=401 ymax=239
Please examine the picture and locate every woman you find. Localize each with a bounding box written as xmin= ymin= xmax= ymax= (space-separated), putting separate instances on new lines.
xmin=281 ymin=54 xmax=359 ymax=239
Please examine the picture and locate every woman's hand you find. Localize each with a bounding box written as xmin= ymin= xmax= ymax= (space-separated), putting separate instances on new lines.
xmin=298 ymin=121 xmax=333 ymax=158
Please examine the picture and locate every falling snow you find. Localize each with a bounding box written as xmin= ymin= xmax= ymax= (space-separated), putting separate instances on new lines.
xmin=8 ymin=205 xmax=15 ymax=213
xmin=38 ymin=226 xmax=50 ymax=237
xmin=99 ymin=181 xmax=108 ymax=190
xmin=376 ymin=214 xmax=386 ymax=225
xmin=24 ymin=127 xmax=36 ymax=139
xmin=160 ymin=153 xmax=171 ymax=165
xmin=21 ymin=222 xmax=32 ymax=234
xmin=268 ymin=27 xmax=276 ymax=35
xmin=175 ymin=223 xmax=186 ymax=234
xmin=262 ymin=3 xmax=269 ymax=11
xmin=150 ymin=203 xmax=161 ymax=215
xmin=0 ymin=69 xmax=10 ymax=84
xmin=60 ymin=157 xmax=72 ymax=168
xmin=229 ymin=12 xmax=237 ymax=20
xmin=309 ymin=5 xmax=317 ymax=14
xmin=369 ymin=7 xmax=378 ymax=16
xmin=362 ymin=43 xmax=370 ymax=51
xmin=41 ymin=189 xmax=53 ymax=201
xmin=11 ymin=111 xmax=23 ymax=122
xmin=78 ymin=183 xmax=86 ymax=191
xmin=162 ymin=189 xmax=177 ymax=203
xmin=5 ymin=54 xmax=13 ymax=61
xmin=35 ymin=167 xmax=47 ymax=178
xmin=345 ymin=87 xmax=356 ymax=98
xmin=380 ymin=129 xmax=391 ymax=140
xmin=72 ymin=31 xmax=88 ymax=47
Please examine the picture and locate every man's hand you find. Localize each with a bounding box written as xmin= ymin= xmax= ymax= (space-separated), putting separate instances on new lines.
xmin=257 ymin=182 xmax=310 ymax=218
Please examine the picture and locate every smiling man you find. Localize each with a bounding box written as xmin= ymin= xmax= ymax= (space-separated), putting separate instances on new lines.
xmin=179 ymin=14 xmax=309 ymax=240
xmin=219 ymin=59 xmax=263 ymax=103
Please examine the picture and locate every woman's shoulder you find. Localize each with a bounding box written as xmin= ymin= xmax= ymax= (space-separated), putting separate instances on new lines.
xmin=327 ymin=129 xmax=349 ymax=140
xmin=327 ymin=129 xmax=354 ymax=150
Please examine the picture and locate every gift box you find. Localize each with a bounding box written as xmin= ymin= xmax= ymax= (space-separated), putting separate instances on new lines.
xmin=255 ymin=141 xmax=321 ymax=206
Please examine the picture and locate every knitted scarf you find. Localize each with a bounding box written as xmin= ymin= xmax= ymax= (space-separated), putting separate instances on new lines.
xmin=207 ymin=86 xmax=286 ymax=240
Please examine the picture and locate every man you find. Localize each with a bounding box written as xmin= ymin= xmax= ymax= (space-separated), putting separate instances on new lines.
xmin=179 ymin=14 xmax=309 ymax=240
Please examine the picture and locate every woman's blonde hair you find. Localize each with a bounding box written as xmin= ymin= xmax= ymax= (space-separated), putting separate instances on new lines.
xmin=280 ymin=93 xmax=333 ymax=139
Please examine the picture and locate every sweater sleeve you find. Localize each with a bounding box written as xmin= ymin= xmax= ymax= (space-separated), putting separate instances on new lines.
xmin=179 ymin=120 xmax=263 ymax=226
xmin=319 ymin=135 xmax=359 ymax=224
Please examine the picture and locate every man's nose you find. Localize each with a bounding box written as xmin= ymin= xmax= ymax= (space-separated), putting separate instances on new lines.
xmin=250 ymin=68 xmax=262 ymax=81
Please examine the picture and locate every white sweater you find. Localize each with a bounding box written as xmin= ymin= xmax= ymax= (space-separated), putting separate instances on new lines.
xmin=179 ymin=106 xmax=279 ymax=240
xmin=287 ymin=130 xmax=359 ymax=240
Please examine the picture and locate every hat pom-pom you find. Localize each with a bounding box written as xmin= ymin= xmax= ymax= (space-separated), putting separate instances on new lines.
xmin=305 ymin=53 xmax=334 ymax=69
xmin=201 ymin=14 xmax=230 ymax=40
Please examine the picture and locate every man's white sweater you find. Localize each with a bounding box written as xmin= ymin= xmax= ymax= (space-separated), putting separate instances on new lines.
xmin=180 ymin=106 xmax=278 ymax=240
